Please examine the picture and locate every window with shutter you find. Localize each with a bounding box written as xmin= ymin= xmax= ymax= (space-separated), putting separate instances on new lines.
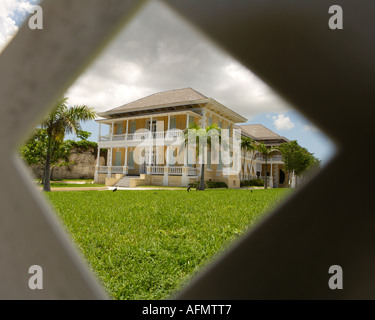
xmin=170 ymin=117 xmax=177 ymax=129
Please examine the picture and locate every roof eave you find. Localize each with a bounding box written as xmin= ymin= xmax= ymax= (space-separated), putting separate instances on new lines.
xmin=207 ymin=98 xmax=247 ymax=123
xmin=99 ymin=98 xmax=210 ymax=118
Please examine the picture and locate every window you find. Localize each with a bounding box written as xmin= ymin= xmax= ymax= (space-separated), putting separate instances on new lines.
xmin=116 ymin=123 xmax=123 ymax=134
xmin=208 ymin=117 xmax=212 ymax=126
xmin=168 ymin=147 xmax=176 ymax=166
xmin=130 ymin=121 xmax=136 ymax=134
xmin=218 ymin=121 xmax=222 ymax=128
xmin=128 ymin=151 xmax=134 ymax=168
xmin=207 ymin=149 xmax=211 ymax=169
xmin=217 ymin=150 xmax=223 ymax=170
xmin=170 ymin=117 xmax=177 ymax=129
xmin=115 ymin=151 xmax=122 ymax=166
xmin=189 ymin=115 xmax=194 ymax=126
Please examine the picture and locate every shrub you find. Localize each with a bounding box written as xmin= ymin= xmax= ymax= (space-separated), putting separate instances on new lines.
xmin=206 ymin=181 xmax=228 ymax=189
xmin=188 ymin=181 xmax=228 ymax=189
xmin=240 ymin=179 xmax=264 ymax=187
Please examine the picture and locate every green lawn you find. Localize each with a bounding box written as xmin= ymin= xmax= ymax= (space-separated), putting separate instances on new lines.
xmin=45 ymin=188 xmax=291 ymax=300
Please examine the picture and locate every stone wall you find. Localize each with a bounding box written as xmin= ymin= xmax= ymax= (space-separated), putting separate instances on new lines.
xmin=31 ymin=147 xmax=106 ymax=180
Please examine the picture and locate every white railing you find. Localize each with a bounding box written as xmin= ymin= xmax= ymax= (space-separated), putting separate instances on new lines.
xmin=112 ymin=134 xmax=127 ymax=141
xmin=188 ymin=167 xmax=197 ymax=176
xmin=241 ymin=174 xmax=257 ymax=181
xmin=97 ymin=166 xmax=108 ymax=174
xmin=151 ymin=131 xmax=165 ymax=139
xmin=168 ymin=166 xmax=182 ymax=175
xmin=150 ymin=166 xmax=165 ymax=175
xmin=127 ymin=132 xmax=149 ymax=141
xmin=111 ymin=166 xmax=124 ymax=174
xmin=256 ymin=154 xmax=283 ymax=162
xmin=165 ymin=130 xmax=184 ymax=139
xmin=99 ymin=130 xmax=184 ymax=142
xmin=271 ymin=155 xmax=282 ymax=161
xmin=99 ymin=135 xmax=111 ymax=142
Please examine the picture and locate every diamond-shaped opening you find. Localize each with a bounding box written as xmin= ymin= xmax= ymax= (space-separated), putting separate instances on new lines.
xmin=10 ymin=0 xmax=336 ymax=299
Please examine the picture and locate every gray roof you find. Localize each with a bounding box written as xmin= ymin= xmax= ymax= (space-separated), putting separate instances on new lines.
xmin=99 ymin=88 xmax=208 ymax=116
xmin=97 ymin=87 xmax=248 ymax=123
xmin=238 ymin=124 xmax=289 ymax=142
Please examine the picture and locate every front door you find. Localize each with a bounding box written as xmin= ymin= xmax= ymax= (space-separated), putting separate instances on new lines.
xmin=139 ymin=149 xmax=146 ymax=174
xmin=147 ymin=120 xmax=157 ymax=137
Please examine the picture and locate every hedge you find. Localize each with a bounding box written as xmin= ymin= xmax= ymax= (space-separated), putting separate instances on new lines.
xmin=240 ymin=179 xmax=264 ymax=187
xmin=188 ymin=181 xmax=228 ymax=189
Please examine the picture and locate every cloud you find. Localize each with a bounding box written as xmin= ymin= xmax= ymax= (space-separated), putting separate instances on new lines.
xmin=0 ymin=0 xmax=38 ymax=52
xmin=65 ymin=0 xmax=292 ymax=119
xmin=272 ymin=114 xmax=295 ymax=130
xmin=303 ymin=124 xmax=318 ymax=132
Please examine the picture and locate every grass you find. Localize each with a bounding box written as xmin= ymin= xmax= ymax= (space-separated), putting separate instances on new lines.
xmin=44 ymin=188 xmax=291 ymax=300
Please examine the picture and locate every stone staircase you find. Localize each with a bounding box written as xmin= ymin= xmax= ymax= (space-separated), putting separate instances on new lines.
xmin=113 ymin=175 xmax=140 ymax=188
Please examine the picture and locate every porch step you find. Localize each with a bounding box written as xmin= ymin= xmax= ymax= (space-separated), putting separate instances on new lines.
xmin=113 ymin=175 xmax=140 ymax=188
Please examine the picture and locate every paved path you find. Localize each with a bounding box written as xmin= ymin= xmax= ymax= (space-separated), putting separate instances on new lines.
xmin=37 ymin=187 xmax=108 ymax=191
xmin=36 ymin=186 xmax=186 ymax=191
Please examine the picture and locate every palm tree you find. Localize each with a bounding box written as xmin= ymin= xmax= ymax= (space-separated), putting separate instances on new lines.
xmin=240 ymin=136 xmax=255 ymax=180
xmin=255 ymin=142 xmax=276 ymax=189
xmin=183 ymin=122 xmax=221 ymax=190
xmin=41 ymin=97 xmax=96 ymax=192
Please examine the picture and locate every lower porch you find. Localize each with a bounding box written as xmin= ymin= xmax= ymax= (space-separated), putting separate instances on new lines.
xmin=95 ymin=165 xmax=198 ymax=187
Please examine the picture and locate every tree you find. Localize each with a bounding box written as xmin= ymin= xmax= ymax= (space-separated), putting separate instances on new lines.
xmin=255 ymin=142 xmax=276 ymax=189
xmin=40 ymin=97 xmax=96 ymax=191
xmin=20 ymin=128 xmax=72 ymax=183
xmin=277 ymin=140 xmax=321 ymax=187
xmin=240 ymin=136 xmax=255 ymax=180
xmin=20 ymin=128 xmax=48 ymax=168
xmin=183 ymin=122 xmax=221 ymax=190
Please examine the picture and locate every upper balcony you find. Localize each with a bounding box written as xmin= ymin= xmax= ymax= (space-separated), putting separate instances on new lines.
xmin=255 ymin=153 xmax=283 ymax=163
xmin=99 ymin=129 xmax=184 ymax=142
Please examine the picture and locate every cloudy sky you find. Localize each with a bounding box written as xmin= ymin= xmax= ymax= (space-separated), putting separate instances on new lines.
xmin=1 ymin=0 xmax=335 ymax=163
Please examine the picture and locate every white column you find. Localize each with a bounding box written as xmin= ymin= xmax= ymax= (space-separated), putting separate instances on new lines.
xmin=167 ymin=115 xmax=171 ymax=139
xmin=184 ymin=145 xmax=188 ymax=166
xmin=186 ymin=113 xmax=189 ymax=129
xmin=125 ymin=147 xmax=128 ymax=167
xmin=202 ymin=110 xmax=206 ymax=129
xmin=106 ymin=147 xmax=110 ymax=166
xmin=269 ymin=162 xmax=273 ymax=188
xmin=107 ymin=148 xmax=112 ymax=177
xmin=110 ymin=120 xmax=114 ymax=141
xmin=98 ymin=123 xmax=101 ymax=141
xmin=123 ymin=147 xmax=128 ymax=175
xmin=182 ymin=144 xmax=189 ymax=187
xmin=163 ymin=146 xmax=169 ymax=186
xmin=149 ymin=117 xmax=153 ymax=167
xmin=96 ymin=147 xmax=101 ymax=167
xmin=94 ymin=147 xmax=100 ymax=182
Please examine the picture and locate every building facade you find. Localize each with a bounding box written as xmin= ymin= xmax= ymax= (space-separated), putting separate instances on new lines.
xmin=94 ymin=88 xmax=290 ymax=188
